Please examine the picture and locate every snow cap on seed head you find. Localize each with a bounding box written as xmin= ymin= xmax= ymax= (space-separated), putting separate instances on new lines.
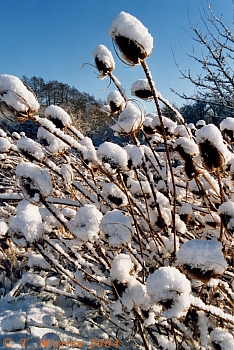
xmin=93 ymin=44 xmax=115 ymax=78
xmin=109 ymin=11 xmax=153 ymax=65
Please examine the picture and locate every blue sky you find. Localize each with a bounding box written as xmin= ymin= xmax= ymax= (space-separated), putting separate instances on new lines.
xmin=1 ymin=0 xmax=233 ymax=111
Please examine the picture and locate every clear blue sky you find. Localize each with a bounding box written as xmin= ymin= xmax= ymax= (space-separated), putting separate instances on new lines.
xmin=1 ymin=0 xmax=233 ymax=111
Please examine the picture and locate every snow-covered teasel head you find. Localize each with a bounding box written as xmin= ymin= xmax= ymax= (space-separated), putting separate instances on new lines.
xmin=69 ymin=204 xmax=103 ymax=243
xmin=16 ymin=162 xmax=53 ymax=203
xmin=100 ymin=209 xmax=133 ymax=248
xmin=45 ymin=105 xmax=71 ymax=129
xmin=196 ymin=124 xmax=231 ymax=171
xmin=220 ymin=117 xmax=234 ymax=144
xmin=146 ymin=266 xmax=191 ymax=319
xmin=109 ymin=11 xmax=153 ymax=65
xmin=176 ymin=239 xmax=227 ymax=282
xmin=131 ymin=79 xmax=153 ymax=100
xmin=106 ymin=90 xmax=126 ymax=114
xmin=97 ymin=141 xmax=128 ymax=173
xmin=103 ymin=182 xmax=128 ymax=207
xmin=0 ymin=74 xmax=39 ymax=119
xmin=10 ymin=199 xmax=43 ymax=245
xmin=93 ymin=45 xmax=115 ymax=78
xmin=111 ymin=102 xmax=144 ymax=135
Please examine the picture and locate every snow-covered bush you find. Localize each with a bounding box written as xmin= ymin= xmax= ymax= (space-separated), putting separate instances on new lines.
xmin=0 ymin=11 xmax=233 ymax=350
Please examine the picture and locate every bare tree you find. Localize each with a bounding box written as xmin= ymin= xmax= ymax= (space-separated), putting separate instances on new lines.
xmin=174 ymin=2 xmax=234 ymax=117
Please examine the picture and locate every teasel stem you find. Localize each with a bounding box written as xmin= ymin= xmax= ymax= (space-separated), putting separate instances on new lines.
xmin=140 ymin=59 xmax=177 ymax=255
xmin=109 ymin=72 xmax=127 ymax=101
xmin=216 ymin=168 xmax=225 ymax=241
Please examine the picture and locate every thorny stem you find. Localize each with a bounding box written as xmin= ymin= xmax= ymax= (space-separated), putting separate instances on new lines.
xmin=141 ymin=59 xmax=177 ymax=256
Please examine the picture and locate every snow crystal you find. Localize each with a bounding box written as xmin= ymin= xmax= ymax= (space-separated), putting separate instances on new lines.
xmin=110 ymin=253 xmax=133 ymax=284
xmin=16 ymin=162 xmax=52 ymax=199
xmin=210 ymin=327 xmax=234 ymax=350
xmin=70 ymin=204 xmax=102 ymax=242
xmin=1 ymin=312 xmax=26 ymax=332
xmin=10 ymin=199 xmax=43 ymax=243
xmin=100 ymin=209 xmax=133 ymax=247
xmin=176 ymin=239 xmax=227 ymax=275
xmin=0 ymin=137 xmax=11 ymax=152
xmin=17 ymin=137 xmax=45 ymax=161
xmin=45 ymin=105 xmax=71 ymax=128
xmin=111 ymin=102 xmax=144 ymax=134
xmin=0 ymin=220 xmax=8 ymax=238
xmin=0 ymin=74 xmax=39 ymax=113
xmin=146 ymin=266 xmax=191 ymax=318
xmin=97 ymin=141 xmax=128 ymax=172
xmin=109 ymin=11 xmax=153 ymax=59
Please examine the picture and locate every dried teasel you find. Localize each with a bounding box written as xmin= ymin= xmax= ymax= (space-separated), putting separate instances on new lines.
xmin=196 ymin=124 xmax=231 ymax=171
xmin=92 ymin=45 xmax=115 ymax=78
xmin=220 ymin=117 xmax=234 ymax=144
xmin=45 ymin=105 xmax=71 ymax=130
xmin=106 ymin=90 xmax=126 ymax=114
xmin=131 ymin=79 xmax=153 ymax=100
xmin=0 ymin=74 xmax=39 ymax=121
xmin=109 ymin=12 xmax=153 ymax=65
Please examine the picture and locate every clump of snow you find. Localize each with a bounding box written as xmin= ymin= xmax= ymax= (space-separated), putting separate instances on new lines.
xmin=210 ymin=328 xmax=234 ymax=350
xmin=110 ymin=253 xmax=133 ymax=284
xmin=69 ymin=205 xmax=102 ymax=242
xmin=100 ymin=209 xmax=133 ymax=247
xmin=21 ymin=272 xmax=45 ymax=287
xmin=124 ymin=144 xmax=143 ymax=168
xmin=176 ymin=239 xmax=227 ymax=276
xmin=10 ymin=199 xmax=43 ymax=243
xmin=37 ymin=127 xmax=68 ymax=154
xmin=220 ymin=116 xmax=234 ymax=131
xmin=109 ymin=11 xmax=153 ymax=62
xmin=146 ymin=266 xmax=191 ymax=318
xmin=16 ymin=162 xmax=52 ymax=200
xmin=0 ymin=137 xmax=11 ymax=152
xmin=93 ymin=44 xmax=115 ymax=77
xmin=196 ymin=124 xmax=232 ymax=163
xmin=97 ymin=141 xmax=128 ymax=172
xmin=0 ymin=220 xmax=8 ymax=238
xmin=151 ymin=115 xmax=177 ymax=135
xmin=111 ymin=102 xmax=144 ymax=134
xmin=0 ymin=129 xmax=7 ymax=137
xmin=196 ymin=119 xmax=206 ymax=128
xmin=103 ymin=182 xmax=128 ymax=207
xmin=1 ymin=312 xmax=26 ymax=332
xmin=174 ymin=137 xmax=199 ymax=156
xmin=17 ymin=137 xmax=45 ymax=161
xmin=60 ymin=163 xmax=73 ymax=185
xmin=218 ymin=200 xmax=234 ymax=231
xmin=178 ymin=203 xmax=193 ymax=216
xmin=45 ymin=105 xmax=71 ymax=128
xmin=28 ymin=252 xmax=51 ymax=269
xmin=105 ymin=90 xmax=126 ymax=114
xmin=0 ymin=74 xmax=39 ymax=113
xmin=131 ymin=79 xmax=153 ymax=100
